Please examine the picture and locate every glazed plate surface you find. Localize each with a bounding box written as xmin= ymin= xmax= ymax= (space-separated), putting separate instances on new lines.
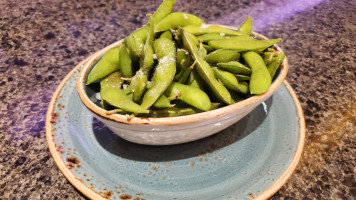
xmin=46 ymin=59 xmax=305 ymax=200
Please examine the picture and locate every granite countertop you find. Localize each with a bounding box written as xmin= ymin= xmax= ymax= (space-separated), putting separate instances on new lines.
xmin=1 ymin=0 xmax=355 ymax=199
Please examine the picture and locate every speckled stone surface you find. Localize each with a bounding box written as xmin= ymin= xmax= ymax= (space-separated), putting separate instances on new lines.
xmin=0 ymin=0 xmax=355 ymax=199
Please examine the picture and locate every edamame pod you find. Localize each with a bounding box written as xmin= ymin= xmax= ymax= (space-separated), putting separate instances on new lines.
xmin=130 ymin=70 xmax=147 ymax=102
xmin=202 ymin=44 xmax=214 ymax=52
xmin=144 ymin=102 xmax=220 ymax=117
xmin=140 ymin=19 xmax=155 ymax=75
xmin=151 ymin=0 xmax=176 ymax=23
xmin=208 ymin=38 xmax=281 ymax=52
xmin=124 ymin=0 xmax=176 ymax=57
xmin=181 ymin=29 xmax=233 ymax=104
xmin=124 ymin=27 xmax=148 ymax=57
xmin=217 ymin=61 xmax=251 ymax=75
xmin=131 ymin=19 xmax=155 ymax=102
xmin=188 ymin=70 xmax=206 ymax=91
xmin=235 ymin=74 xmax=251 ymax=81
xmin=176 ymin=48 xmax=191 ymax=71
xmin=179 ymin=61 xmax=195 ymax=84
xmin=155 ymin=12 xmax=204 ymax=32
xmin=100 ymin=72 xmax=148 ymax=113
xmin=198 ymin=42 xmax=207 ymax=59
xmin=213 ymin=68 xmax=249 ymax=94
xmin=86 ymin=46 xmax=120 ymax=84
xmin=212 ymin=68 xmax=239 ymax=92
xmin=230 ymin=91 xmax=245 ymax=103
xmin=183 ymin=25 xmax=244 ymax=36
xmin=159 ymin=30 xmax=173 ymax=40
xmin=206 ymin=49 xmax=240 ymax=64
xmin=164 ymin=82 xmax=211 ymax=111
xmin=268 ymin=52 xmax=285 ymax=78
xmin=225 ymin=34 xmax=255 ymax=40
xmin=236 ymin=81 xmax=249 ymax=94
xmin=196 ymin=33 xmax=225 ymax=43
xmin=119 ymin=45 xmax=134 ymax=78
xmin=238 ymin=16 xmax=252 ymax=35
xmin=153 ymin=95 xmax=171 ymax=108
xmin=242 ymin=51 xmax=271 ymax=94
xmin=141 ymin=37 xmax=176 ymax=109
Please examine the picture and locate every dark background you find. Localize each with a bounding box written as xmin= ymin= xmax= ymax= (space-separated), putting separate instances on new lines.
xmin=1 ymin=0 xmax=355 ymax=199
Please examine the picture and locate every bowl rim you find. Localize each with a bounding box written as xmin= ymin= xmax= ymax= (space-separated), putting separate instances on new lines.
xmin=77 ymin=25 xmax=288 ymax=125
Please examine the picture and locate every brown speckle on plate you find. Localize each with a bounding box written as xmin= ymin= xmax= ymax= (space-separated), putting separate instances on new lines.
xmin=102 ymin=191 xmax=112 ymax=199
xmin=120 ymin=194 xmax=132 ymax=199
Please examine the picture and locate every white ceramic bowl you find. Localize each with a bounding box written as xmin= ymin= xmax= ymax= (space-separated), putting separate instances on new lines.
xmin=77 ymin=30 xmax=288 ymax=145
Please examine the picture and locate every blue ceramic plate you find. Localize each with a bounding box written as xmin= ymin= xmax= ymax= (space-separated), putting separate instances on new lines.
xmin=46 ymin=59 xmax=305 ymax=200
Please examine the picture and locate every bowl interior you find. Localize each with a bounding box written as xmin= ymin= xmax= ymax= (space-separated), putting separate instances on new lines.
xmin=83 ymin=33 xmax=283 ymax=113
xmin=77 ymin=29 xmax=288 ymax=125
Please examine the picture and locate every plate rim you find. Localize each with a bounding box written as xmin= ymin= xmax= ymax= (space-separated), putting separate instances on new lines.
xmin=46 ymin=57 xmax=305 ymax=200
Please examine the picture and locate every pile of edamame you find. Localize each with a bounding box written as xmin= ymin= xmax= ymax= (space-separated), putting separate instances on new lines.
xmin=86 ymin=0 xmax=285 ymax=117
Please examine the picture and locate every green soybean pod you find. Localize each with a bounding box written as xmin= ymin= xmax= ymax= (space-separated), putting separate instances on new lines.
xmin=153 ymin=95 xmax=172 ymax=108
xmin=230 ymin=91 xmax=245 ymax=103
xmin=198 ymin=42 xmax=207 ymax=59
xmin=196 ymin=33 xmax=225 ymax=43
xmin=141 ymin=37 xmax=176 ymax=109
xmin=164 ymin=82 xmax=211 ymax=111
xmin=188 ymin=70 xmax=206 ymax=91
xmin=100 ymin=72 xmax=148 ymax=114
xmin=179 ymin=61 xmax=195 ymax=84
xmin=235 ymin=74 xmax=251 ymax=81
xmin=242 ymin=51 xmax=271 ymax=94
xmin=217 ymin=61 xmax=251 ymax=75
xmin=236 ymin=81 xmax=249 ymax=94
xmin=206 ymin=49 xmax=240 ymax=64
xmin=140 ymin=18 xmax=155 ymax=75
xmin=142 ymin=102 xmax=221 ymax=117
xmin=202 ymin=44 xmax=214 ymax=53
xmin=124 ymin=0 xmax=176 ymax=57
xmin=212 ymin=67 xmax=239 ymax=92
xmin=130 ymin=70 xmax=147 ymax=102
xmin=208 ymin=38 xmax=281 ymax=52
xmin=159 ymin=30 xmax=173 ymax=40
xmin=268 ymin=52 xmax=285 ymax=78
xmin=176 ymin=48 xmax=191 ymax=71
xmin=155 ymin=12 xmax=204 ymax=32
xmin=124 ymin=27 xmax=147 ymax=58
xmin=183 ymin=25 xmax=244 ymax=36
xmin=119 ymin=45 xmax=134 ymax=78
xmin=238 ymin=16 xmax=252 ymax=35
xmin=182 ymin=29 xmax=233 ymax=105
xmin=86 ymin=46 xmax=120 ymax=85
xmin=225 ymin=34 xmax=255 ymax=40
xmin=151 ymin=0 xmax=176 ymax=23
xmin=131 ymin=19 xmax=155 ymax=102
